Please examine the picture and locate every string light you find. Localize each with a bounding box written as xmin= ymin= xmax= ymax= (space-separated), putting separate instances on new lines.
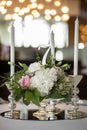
xmin=0 ymin=0 xmax=80 ymax=21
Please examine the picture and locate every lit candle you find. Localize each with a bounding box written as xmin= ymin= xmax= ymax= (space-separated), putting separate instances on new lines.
xmin=50 ymin=30 xmax=55 ymax=65
xmin=10 ymin=22 xmax=15 ymax=77
xmin=74 ymin=17 xmax=79 ymax=76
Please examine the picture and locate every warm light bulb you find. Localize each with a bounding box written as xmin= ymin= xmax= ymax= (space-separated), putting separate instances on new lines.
xmin=19 ymin=0 xmax=25 ymax=3
xmin=12 ymin=13 xmax=19 ymax=20
xmin=54 ymin=1 xmax=61 ymax=6
xmin=37 ymin=4 xmax=44 ymax=10
xmin=44 ymin=14 xmax=51 ymax=20
xmin=1 ymin=8 xmax=7 ymax=14
xmin=62 ymin=14 xmax=70 ymax=21
xmin=0 ymin=0 xmax=6 ymax=6
xmin=50 ymin=9 xmax=56 ymax=15
xmin=6 ymin=0 xmax=12 ymax=6
xmin=30 ymin=3 xmax=37 ymax=9
xmin=54 ymin=15 xmax=61 ymax=21
xmin=44 ymin=9 xmax=51 ymax=15
xmin=0 ymin=6 xmax=4 ymax=12
xmin=30 ymin=0 xmax=37 ymax=3
xmin=22 ymin=7 xmax=30 ymax=13
xmin=32 ymin=10 xmax=40 ymax=18
xmin=45 ymin=0 xmax=52 ymax=2
xmin=61 ymin=6 xmax=69 ymax=13
xmin=4 ymin=14 xmax=12 ymax=20
xmin=14 ymin=7 xmax=20 ymax=13
xmin=25 ymin=8 xmax=30 ymax=13
xmin=19 ymin=9 xmax=25 ymax=16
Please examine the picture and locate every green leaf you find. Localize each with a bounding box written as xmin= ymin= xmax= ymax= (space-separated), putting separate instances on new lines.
xmin=13 ymin=87 xmax=22 ymax=101
xmin=8 ymin=61 xmax=15 ymax=66
xmin=22 ymin=89 xmax=42 ymax=106
xmin=57 ymin=61 xmax=62 ymax=66
xmin=33 ymin=88 xmax=41 ymax=97
xmin=61 ymin=64 xmax=70 ymax=70
xmin=18 ymin=62 xmax=28 ymax=70
xmin=32 ymin=96 xmax=40 ymax=106
xmin=23 ymin=90 xmax=33 ymax=105
xmin=31 ymin=89 xmax=41 ymax=106
xmin=32 ymin=88 xmax=42 ymax=106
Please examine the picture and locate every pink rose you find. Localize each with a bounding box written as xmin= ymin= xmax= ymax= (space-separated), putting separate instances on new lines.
xmin=19 ymin=75 xmax=31 ymax=88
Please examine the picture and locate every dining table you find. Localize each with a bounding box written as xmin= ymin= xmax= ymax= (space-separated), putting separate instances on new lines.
xmin=0 ymin=99 xmax=87 ymax=130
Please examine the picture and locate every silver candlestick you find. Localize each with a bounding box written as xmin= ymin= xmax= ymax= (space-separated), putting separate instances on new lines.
xmin=6 ymin=82 xmax=16 ymax=118
xmin=66 ymin=75 xmax=83 ymax=119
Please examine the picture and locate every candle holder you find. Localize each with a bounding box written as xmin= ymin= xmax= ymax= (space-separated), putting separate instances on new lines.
xmin=6 ymin=82 xmax=16 ymax=118
xmin=66 ymin=75 xmax=83 ymax=119
xmin=45 ymin=99 xmax=58 ymax=120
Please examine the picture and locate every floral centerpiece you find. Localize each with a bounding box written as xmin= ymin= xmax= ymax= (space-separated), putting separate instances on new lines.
xmin=4 ymin=56 xmax=72 ymax=106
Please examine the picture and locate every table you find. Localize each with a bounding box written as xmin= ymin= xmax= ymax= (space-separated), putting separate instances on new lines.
xmin=0 ymin=102 xmax=87 ymax=130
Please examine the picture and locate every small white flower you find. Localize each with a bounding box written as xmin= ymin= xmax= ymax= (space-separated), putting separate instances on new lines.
xmin=54 ymin=66 xmax=64 ymax=76
xmin=27 ymin=62 xmax=43 ymax=73
xmin=59 ymin=84 xmax=63 ymax=90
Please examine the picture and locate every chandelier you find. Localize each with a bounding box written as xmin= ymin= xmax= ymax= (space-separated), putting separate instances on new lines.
xmin=0 ymin=0 xmax=80 ymax=22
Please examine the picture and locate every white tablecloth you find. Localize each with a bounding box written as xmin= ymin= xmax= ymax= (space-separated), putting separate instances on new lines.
xmin=0 ymin=102 xmax=87 ymax=130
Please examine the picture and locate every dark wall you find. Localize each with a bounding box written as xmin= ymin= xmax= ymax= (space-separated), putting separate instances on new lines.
xmin=0 ymin=60 xmax=10 ymax=100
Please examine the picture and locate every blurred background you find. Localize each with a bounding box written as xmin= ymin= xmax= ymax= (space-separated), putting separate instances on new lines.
xmin=0 ymin=0 xmax=87 ymax=100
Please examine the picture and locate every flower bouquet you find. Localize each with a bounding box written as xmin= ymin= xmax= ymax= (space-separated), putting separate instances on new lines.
xmin=5 ymin=56 xmax=72 ymax=106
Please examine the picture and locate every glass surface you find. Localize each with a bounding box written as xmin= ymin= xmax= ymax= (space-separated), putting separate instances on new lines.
xmin=0 ymin=109 xmax=87 ymax=121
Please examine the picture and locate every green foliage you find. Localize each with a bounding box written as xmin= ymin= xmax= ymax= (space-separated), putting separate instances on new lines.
xmin=10 ymin=79 xmax=43 ymax=106
xmin=45 ymin=56 xmax=70 ymax=71
xmin=47 ymin=74 xmax=71 ymax=102
xmin=1 ymin=59 xmax=71 ymax=106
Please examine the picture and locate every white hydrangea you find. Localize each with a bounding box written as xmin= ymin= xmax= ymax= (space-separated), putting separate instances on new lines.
xmin=49 ymin=67 xmax=58 ymax=81
xmin=27 ymin=62 xmax=43 ymax=73
xmin=30 ymin=68 xmax=57 ymax=97
xmin=27 ymin=62 xmax=69 ymax=97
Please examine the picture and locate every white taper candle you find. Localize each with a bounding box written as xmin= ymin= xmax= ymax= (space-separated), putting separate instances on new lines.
xmin=10 ymin=22 xmax=15 ymax=77
xmin=50 ymin=30 xmax=55 ymax=65
xmin=74 ymin=17 xmax=79 ymax=76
